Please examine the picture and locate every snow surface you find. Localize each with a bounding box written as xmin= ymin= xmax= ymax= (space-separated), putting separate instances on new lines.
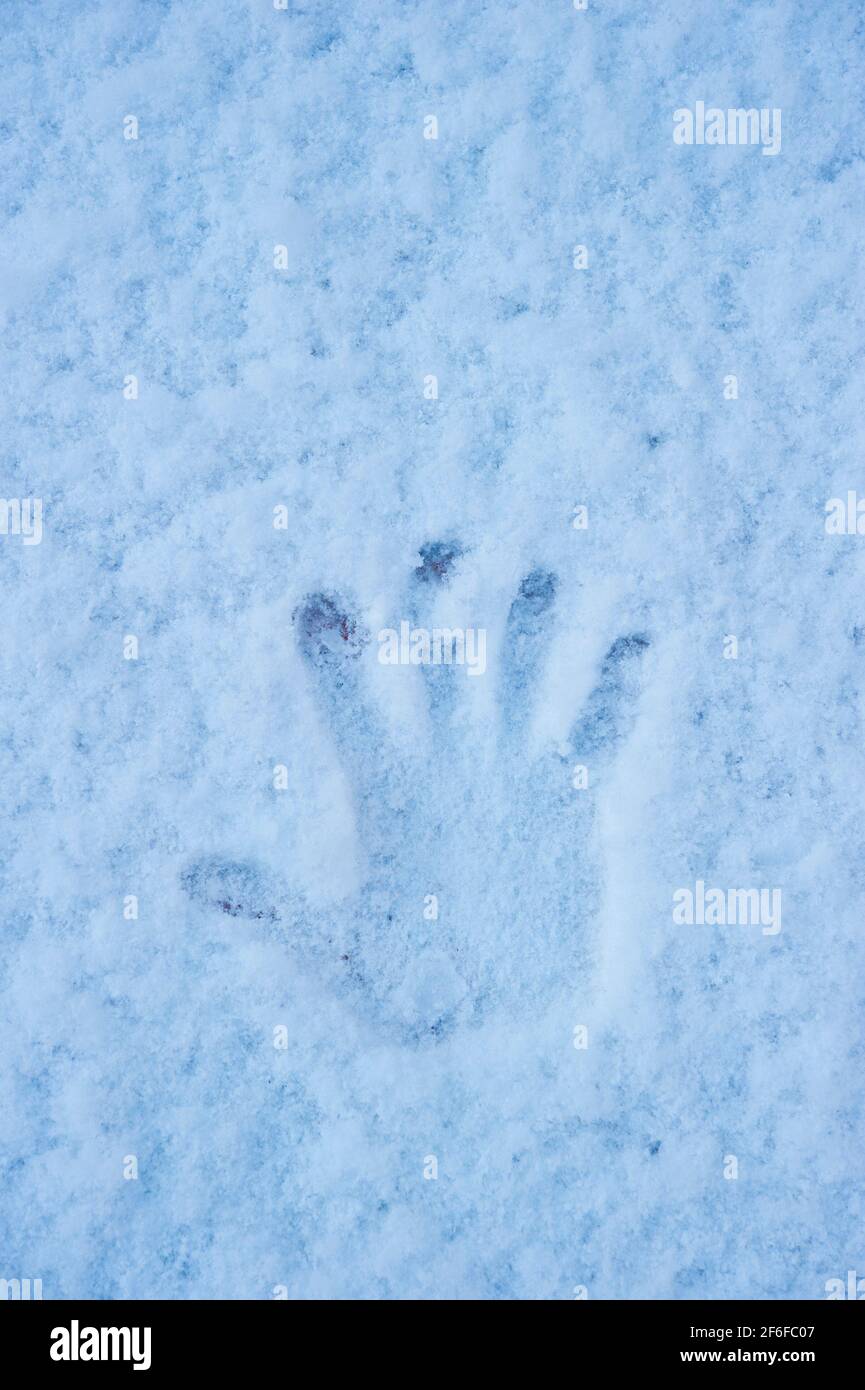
xmin=1 ymin=0 xmax=863 ymax=1300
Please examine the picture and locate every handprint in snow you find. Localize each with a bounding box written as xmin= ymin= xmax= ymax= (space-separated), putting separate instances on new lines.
xmin=181 ymin=546 xmax=650 ymax=1043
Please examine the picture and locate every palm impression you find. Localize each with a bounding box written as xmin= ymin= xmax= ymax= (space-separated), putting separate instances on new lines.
xmin=182 ymin=542 xmax=651 ymax=1043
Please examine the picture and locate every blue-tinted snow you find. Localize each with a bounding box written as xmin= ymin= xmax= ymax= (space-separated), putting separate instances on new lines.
xmin=0 ymin=0 xmax=863 ymax=1300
